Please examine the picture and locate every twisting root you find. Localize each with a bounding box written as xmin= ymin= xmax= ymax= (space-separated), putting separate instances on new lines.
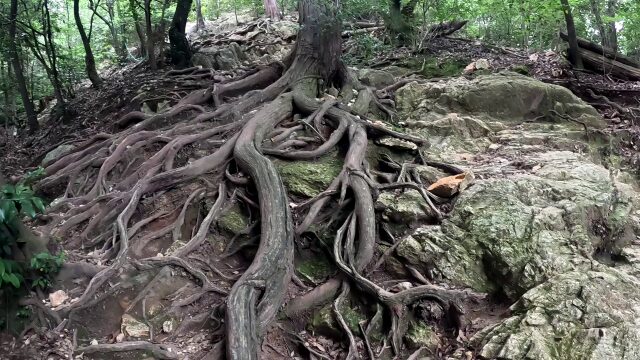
xmin=226 ymin=94 xmax=295 ymax=360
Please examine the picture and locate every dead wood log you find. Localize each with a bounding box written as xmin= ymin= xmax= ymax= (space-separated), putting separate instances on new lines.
xmin=428 ymin=20 xmax=468 ymax=38
xmin=560 ymin=32 xmax=640 ymax=68
xmin=578 ymin=48 xmax=640 ymax=80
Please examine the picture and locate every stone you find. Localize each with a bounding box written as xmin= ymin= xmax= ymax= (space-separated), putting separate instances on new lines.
xmin=115 ymin=333 xmax=125 ymax=343
xmin=475 ymin=58 xmax=490 ymax=70
xmin=162 ymin=319 xmax=176 ymax=333
xmin=276 ymin=151 xmax=343 ymax=197
xmin=271 ymin=21 xmax=299 ymax=39
xmin=215 ymin=48 xmax=240 ymax=70
xmin=472 ymin=268 xmax=640 ymax=359
xmin=218 ymin=204 xmax=249 ymax=235
xmin=49 ymin=290 xmax=69 ymax=307
xmin=375 ymin=136 xmax=418 ymax=151
xmin=121 ymin=314 xmax=150 ymax=338
xmin=43 ymin=144 xmax=75 ymax=165
xmin=427 ymin=172 xmax=474 ymax=197
xmin=90 ymin=339 xmax=98 ymax=346
xmin=405 ymin=321 xmax=440 ymax=351
xmin=309 ymin=303 xmax=366 ymax=338
xmin=358 ymin=69 xmax=395 ymax=88
xmin=376 ymin=189 xmax=436 ymax=224
xmin=414 ymin=165 xmax=447 ymax=185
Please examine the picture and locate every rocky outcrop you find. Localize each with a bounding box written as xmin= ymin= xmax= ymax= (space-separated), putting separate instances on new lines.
xmin=386 ymin=73 xmax=640 ymax=359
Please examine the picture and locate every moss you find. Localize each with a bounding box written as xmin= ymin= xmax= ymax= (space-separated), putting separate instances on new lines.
xmin=275 ymin=151 xmax=343 ymax=197
xmin=405 ymin=321 xmax=439 ymax=351
xmin=218 ymin=204 xmax=248 ymax=235
xmin=414 ymin=57 xmax=467 ymax=78
xmin=296 ymin=256 xmax=335 ymax=283
xmin=308 ymin=302 xmax=366 ymax=337
xmin=511 ymin=64 xmax=530 ymax=75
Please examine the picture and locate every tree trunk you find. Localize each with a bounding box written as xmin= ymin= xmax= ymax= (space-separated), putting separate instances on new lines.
xmin=8 ymin=0 xmax=38 ymax=134
xmin=144 ymin=0 xmax=156 ymax=69
xmin=387 ymin=0 xmax=418 ymax=44
xmin=589 ymin=0 xmax=609 ymax=48
xmin=264 ymin=0 xmax=280 ymax=19
xmin=195 ymin=0 xmax=205 ymax=30
xmin=560 ymin=0 xmax=583 ymax=68
xmin=128 ymin=0 xmax=147 ymax=57
xmin=168 ymin=0 xmax=194 ymax=67
xmin=74 ymin=0 xmax=102 ymax=87
xmin=605 ymin=0 xmax=618 ymax=52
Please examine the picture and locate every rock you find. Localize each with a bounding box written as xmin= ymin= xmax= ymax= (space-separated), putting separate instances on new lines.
xmin=121 ymin=314 xmax=150 ymax=338
xmin=358 ymin=69 xmax=395 ymax=88
xmin=405 ymin=321 xmax=440 ymax=351
xmin=375 ymin=137 xmax=418 ymax=151
xmin=427 ymin=172 xmax=474 ymax=197
xmin=472 ymin=268 xmax=640 ymax=359
xmin=271 ymin=21 xmax=299 ymax=39
xmin=395 ymin=152 xmax=638 ymax=299
xmin=115 ymin=333 xmax=125 ymax=343
xmin=475 ymin=58 xmax=490 ymax=70
xmin=43 ymin=144 xmax=75 ymax=165
xmin=376 ymin=189 xmax=437 ymax=224
xmin=49 ymin=290 xmax=69 ymax=307
xmin=162 ymin=319 xmax=176 ymax=333
xmin=276 ymin=151 xmax=343 ymax=197
xmin=215 ymin=48 xmax=240 ymax=70
xmin=309 ymin=303 xmax=366 ymax=338
xmin=414 ymin=165 xmax=447 ymax=185
xmin=90 ymin=339 xmax=98 ymax=346
xmin=395 ymin=73 xmax=604 ymax=131
xmin=218 ymin=203 xmax=249 ymax=235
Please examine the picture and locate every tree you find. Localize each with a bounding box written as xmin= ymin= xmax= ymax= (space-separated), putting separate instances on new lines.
xmin=74 ymin=0 xmax=102 ymax=87
xmin=560 ymin=0 xmax=583 ymax=68
xmin=387 ymin=0 xmax=419 ymax=44
xmin=264 ymin=0 xmax=280 ymax=19
xmin=168 ymin=0 xmax=193 ymax=67
xmin=195 ymin=0 xmax=205 ymax=30
xmin=8 ymin=0 xmax=38 ymax=133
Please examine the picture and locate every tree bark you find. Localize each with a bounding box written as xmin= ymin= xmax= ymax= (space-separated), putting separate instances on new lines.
xmin=168 ymin=0 xmax=194 ymax=67
xmin=8 ymin=0 xmax=38 ymax=133
xmin=195 ymin=0 xmax=205 ymax=30
xmin=264 ymin=0 xmax=280 ymax=19
xmin=560 ymin=0 xmax=583 ymax=68
xmin=74 ymin=0 xmax=102 ymax=87
xmin=605 ymin=0 xmax=618 ymax=52
xmin=144 ymin=0 xmax=156 ymax=69
xmin=128 ymin=0 xmax=147 ymax=57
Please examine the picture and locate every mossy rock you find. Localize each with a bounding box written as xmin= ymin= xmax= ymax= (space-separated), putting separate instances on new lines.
xmin=296 ymin=255 xmax=335 ymax=283
xmin=275 ymin=151 xmax=343 ymax=197
xmin=218 ymin=203 xmax=249 ymax=235
xmin=309 ymin=302 xmax=366 ymax=338
xmin=405 ymin=321 xmax=439 ymax=351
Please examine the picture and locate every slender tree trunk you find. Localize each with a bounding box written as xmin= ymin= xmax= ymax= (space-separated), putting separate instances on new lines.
xmin=589 ymin=0 xmax=610 ymax=49
xmin=560 ymin=0 xmax=583 ymax=68
xmin=8 ymin=0 xmax=38 ymax=133
xmin=605 ymin=0 xmax=618 ymax=52
xmin=144 ymin=0 xmax=156 ymax=69
xmin=195 ymin=0 xmax=205 ymax=30
xmin=264 ymin=0 xmax=280 ymax=19
xmin=168 ymin=0 xmax=194 ymax=67
xmin=128 ymin=0 xmax=147 ymax=57
xmin=74 ymin=0 xmax=102 ymax=87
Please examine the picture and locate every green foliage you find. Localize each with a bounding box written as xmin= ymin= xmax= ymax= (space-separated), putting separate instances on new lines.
xmin=30 ymin=251 xmax=65 ymax=289
xmin=344 ymin=33 xmax=392 ymax=64
xmin=0 ymin=177 xmax=48 ymax=292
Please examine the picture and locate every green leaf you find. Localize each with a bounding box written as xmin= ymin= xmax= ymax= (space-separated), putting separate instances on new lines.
xmin=2 ymin=272 xmax=20 ymax=288
xmin=32 ymin=197 xmax=46 ymax=213
xmin=20 ymin=200 xmax=36 ymax=218
xmin=0 ymin=261 xmax=5 ymax=277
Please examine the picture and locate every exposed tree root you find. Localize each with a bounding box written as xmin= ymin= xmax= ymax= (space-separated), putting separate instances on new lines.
xmin=31 ymin=4 xmax=478 ymax=358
